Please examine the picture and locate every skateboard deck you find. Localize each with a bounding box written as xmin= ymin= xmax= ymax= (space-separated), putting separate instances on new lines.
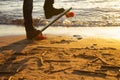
xmin=40 ymin=7 xmax=72 ymax=32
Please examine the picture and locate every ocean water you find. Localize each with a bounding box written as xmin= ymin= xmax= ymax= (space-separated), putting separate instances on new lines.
xmin=0 ymin=0 xmax=120 ymax=40
xmin=1 ymin=0 xmax=120 ymax=26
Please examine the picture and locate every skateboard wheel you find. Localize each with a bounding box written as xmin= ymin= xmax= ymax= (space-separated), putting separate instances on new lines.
xmin=66 ymin=12 xmax=74 ymax=18
xmin=34 ymin=34 xmax=46 ymax=40
xmin=39 ymin=35 xmax=46 ymax=40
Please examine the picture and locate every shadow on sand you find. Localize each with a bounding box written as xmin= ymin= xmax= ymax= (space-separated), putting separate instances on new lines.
xmin=0 ymin=39 xmax=38 ymax=79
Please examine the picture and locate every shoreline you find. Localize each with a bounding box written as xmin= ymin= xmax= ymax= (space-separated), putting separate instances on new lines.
xmin=0 ymin=34 xmax=120 ymax=49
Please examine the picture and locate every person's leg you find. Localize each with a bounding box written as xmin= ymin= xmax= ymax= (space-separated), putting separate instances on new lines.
xmin=44 ymin=0 xmax=65 ymax=19
xmin=23 ymin=0 xmax=41 ymax=39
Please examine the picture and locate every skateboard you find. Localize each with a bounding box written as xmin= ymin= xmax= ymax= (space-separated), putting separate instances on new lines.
xmin=40 ymin=7 xmax=73 ymax=32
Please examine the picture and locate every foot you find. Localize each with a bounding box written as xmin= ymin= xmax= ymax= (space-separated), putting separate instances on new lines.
xmin=44 ymin=8 xmax=65 ymax=19
xmin=44 ymin=0 xmax=65 ymax=19
xmin=26 ymin=29 xmax=42 ymax=40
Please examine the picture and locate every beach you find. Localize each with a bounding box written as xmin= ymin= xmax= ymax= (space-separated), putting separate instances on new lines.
xmin=1 ymin=0 xmax=120 ymax=79
xmin=0 ymin=34 xmax=120 ymax=80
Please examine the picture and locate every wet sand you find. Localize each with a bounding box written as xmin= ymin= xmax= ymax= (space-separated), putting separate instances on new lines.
xmin=0 ymin=35 xmax=120 ymax=80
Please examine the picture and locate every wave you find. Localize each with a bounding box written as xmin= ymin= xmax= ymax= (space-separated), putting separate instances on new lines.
xmin=1 ymin=0 xmax=120 ymax=27
xmin=1 ymin=18 xmax=120 ymax=27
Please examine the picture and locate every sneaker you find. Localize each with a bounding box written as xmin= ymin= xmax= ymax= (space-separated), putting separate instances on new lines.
xmin=44 ymin=8 xmax=65 ymax=19
xmin=44 ymin=0 xmax=65 ymax=19
xmin=26 ymin=29 xmax=42 ymax=40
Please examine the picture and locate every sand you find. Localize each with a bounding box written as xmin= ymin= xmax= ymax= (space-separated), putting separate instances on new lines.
xmin=0 ymin=34 xmax=120 ymax=80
